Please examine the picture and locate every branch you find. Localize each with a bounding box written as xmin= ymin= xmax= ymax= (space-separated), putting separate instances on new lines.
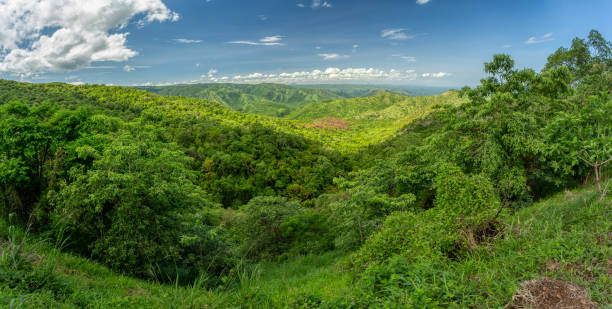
xmin=576 ymin=151 xmax=595 ymax=166
xmin=599 ymin=157 xmax=612 ymax=166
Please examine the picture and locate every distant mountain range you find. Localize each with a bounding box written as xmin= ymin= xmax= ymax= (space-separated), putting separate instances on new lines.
xmin=134 ymin=83 xmax=451 ymax=117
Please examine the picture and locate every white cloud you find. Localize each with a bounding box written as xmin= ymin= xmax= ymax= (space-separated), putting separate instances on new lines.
xmin=85 ymin=65 xmax=116 ymax=69
xmin=525 ymin=33 xmax=554 ymax=44
xmin=381 ymin=28 xmax=414 ymax=40
xmin=174 ymin=38 xmax=202 ymax=44
xmin=258 ymin=15 xmax=268 ymax=21
xmin=502 ymin=44 xmax=512 ymax=48
xmin=297 ymin=0 xmax=332 ymax=9
xmin=228 ymin=35 xmax=285 ymax=46
xmin=260 ymin=35 xmax=283 ymax=43
xmin=123 ymin=65 xmax=151 ymax=72
xmin=416 ymin=0 xmax=430 ymax=4
xmin=422 ymin=72 xmax=451 ymax=78
xmin=207 ymin=68 xmax=217 ymax=77
xmin=198 ymin=67 xmax=418 ymax=84
xmin=318 ymin=53 xmax=350 ymax=60
xmin=68 ymin=81 xmax=85 ymax=85
xmin=393 ymin=54 xmax=416 ymax=62
xmin=0 ymin=0 xmax=179 ymax=74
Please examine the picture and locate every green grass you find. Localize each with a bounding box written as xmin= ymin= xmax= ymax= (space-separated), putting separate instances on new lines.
xmin=1 ymin=184 xmax=610 ymax=308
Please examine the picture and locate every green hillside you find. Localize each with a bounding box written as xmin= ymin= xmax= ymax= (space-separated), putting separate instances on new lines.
xmin=297 ymin=84 xmax=448 ymax=97
xmin=135 ymin=83 xmax=344 ymax=117
xmin=1 ymin=184 xmax=609 ymax=308
xmin=287 ymin=90 xmax=464 ymax=151
xmin=296 ymin=84 xmax=413 ymax=97
xmin=1 ymin=31 xmax=611 ymax=308
xmin=0 ymin=79 xmax=354 ymax=209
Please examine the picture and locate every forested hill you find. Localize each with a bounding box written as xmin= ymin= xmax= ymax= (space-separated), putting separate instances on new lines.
xmin=134 ymin=83 xmax=344 ymax=117
xmin=297 ymin=84 xmax=449 ymax=97
xmin=0 ymin=79 xmax=354 ymax=209
xmin=287 ymin=90 xmax=459 ymax=121
xmin=1 ymin=30 xmax=611 ymax=308
xmin=286 ymin=90 xmax=464 ymax=151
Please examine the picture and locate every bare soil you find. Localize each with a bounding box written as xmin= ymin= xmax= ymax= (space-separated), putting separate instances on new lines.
xmin=506 ymin=277 xmax=597 ymax=309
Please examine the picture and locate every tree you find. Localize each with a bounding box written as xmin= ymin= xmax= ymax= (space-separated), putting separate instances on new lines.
xmin=50 ymin=130 xmax=223 ymax=278
xmin=230 ymin=196 xmax=304 ymax=259
xmin=546 ymin=92 xmax=612 ymax=196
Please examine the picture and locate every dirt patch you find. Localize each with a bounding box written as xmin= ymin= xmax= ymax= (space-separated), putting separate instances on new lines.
xmin=304 ymin=117 xmax=351 ymax=130
xmin=462 ymin=220 xmax=505 ymax=249
xmin=564 ymin=190 xmax=580 ymax=201
xmin=506 ymin=277 xmax=596 ymax=309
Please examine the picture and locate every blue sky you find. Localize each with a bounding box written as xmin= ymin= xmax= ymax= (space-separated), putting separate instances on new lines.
xmin=0 ymin=0 xmax=610 ymax=87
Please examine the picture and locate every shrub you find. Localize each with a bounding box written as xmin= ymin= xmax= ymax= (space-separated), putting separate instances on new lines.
xmin=50 ymin=132 xmax=229 ymax=280
xmin=352 ymin=164 xmax=500 ymax=271
xmin=231 ymin=196 xmax=305 ymax=260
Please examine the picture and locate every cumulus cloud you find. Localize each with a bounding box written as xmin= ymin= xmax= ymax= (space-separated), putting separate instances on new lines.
xmin=525 ymin=33 xmax=554 ymax=44
xmin=416 ymin=0 xmax=430 ymax=4
xmin=422 ymin=72 xmax=451 ymax=78
xmin=174 ymin=39 xmax=202 ymax=44
xmin=0 ymin=0 xmax=179 ymax=74
xmin=318 ymin=53 xmax=350 ymax=60
xmin=228 ymin=35 xmax=285 ymax=46
xmin=197 ymin=67 xmax=418 ymax=84
xmin=297 ymin=0 xmax=332 ymax=9
xmin=381 ymin=28 xmax=414 ymax=40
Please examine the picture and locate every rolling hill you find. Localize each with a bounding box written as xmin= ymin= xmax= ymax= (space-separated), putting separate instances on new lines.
xmin=134 ymin=83 xmax=344 ymax=117
xmin=286 ymin=90 xmax=465 ymax=150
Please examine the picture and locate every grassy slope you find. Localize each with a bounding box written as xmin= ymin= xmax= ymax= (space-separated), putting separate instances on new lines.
xmin=2 ymin=185 xmax=609 ymax=308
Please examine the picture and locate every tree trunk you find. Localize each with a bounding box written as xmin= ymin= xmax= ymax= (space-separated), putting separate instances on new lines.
xmin=595 ymin=164 xmax=601 ymax=193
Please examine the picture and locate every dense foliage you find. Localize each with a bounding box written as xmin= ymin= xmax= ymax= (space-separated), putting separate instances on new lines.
xmin=0 ymin=30 xmax=610 ymax=307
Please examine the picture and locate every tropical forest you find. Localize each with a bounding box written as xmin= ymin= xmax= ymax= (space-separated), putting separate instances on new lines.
xmin=0 ymin=0 xmax=611 ymax=308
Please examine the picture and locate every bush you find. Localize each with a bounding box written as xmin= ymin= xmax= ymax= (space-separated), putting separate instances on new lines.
xmin=352 ymin=164 xmax=500 ymax=271
xmin=280 ymin=211 xmax=334 ymax=256
xmin=231 ymin=196 xmax=305 ymax=260
xmin=49 ymin=132 xmax=229 ymax=281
